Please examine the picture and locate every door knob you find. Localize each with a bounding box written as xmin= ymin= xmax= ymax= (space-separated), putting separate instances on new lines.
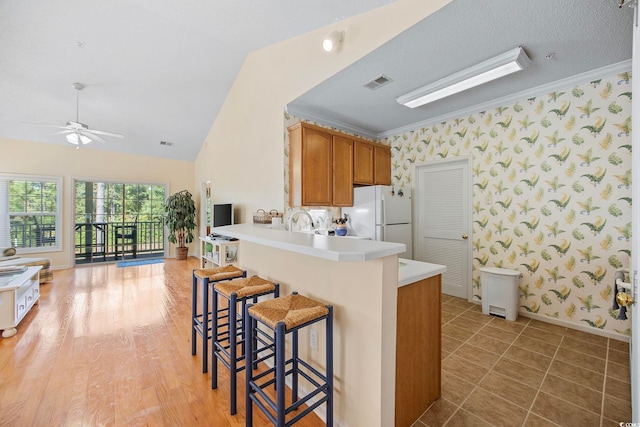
xmin=461 ymin=234 xmax=468 ymax=240
xmin=616 ymin=291 xmax=634 ymax=307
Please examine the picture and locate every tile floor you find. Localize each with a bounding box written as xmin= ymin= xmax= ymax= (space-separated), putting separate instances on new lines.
xmin=413 ymin=295 xmax=632 ymax=427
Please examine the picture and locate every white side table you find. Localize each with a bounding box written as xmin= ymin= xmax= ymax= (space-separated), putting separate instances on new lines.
xmin=0 ymin=266 xmax=42 ymax=338
xmin=199 ymin=236 xmax=239 ymax=268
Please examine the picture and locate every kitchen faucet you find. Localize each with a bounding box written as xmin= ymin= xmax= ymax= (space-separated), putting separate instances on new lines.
xmin=288 ymin=210 xmax=314 ymax=231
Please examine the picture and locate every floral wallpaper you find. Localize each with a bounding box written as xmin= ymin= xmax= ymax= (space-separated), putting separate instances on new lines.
xmin=381 ymin=72 xmax=632 ymax=337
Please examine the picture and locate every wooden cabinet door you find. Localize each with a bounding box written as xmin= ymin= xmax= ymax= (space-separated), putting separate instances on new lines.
xmin=353 ymin=141 xmax=374 ymax=185
xmin=332 ymin=135 xmax=353 ymax=206
xmin=374 ymin=145 xmax=391 ymax=185
xmin=301 ymin=126 xmax=332 ymax=206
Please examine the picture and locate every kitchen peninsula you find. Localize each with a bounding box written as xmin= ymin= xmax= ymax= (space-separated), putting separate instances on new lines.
xmin=213 ymin=223 xmax=445 ymax=426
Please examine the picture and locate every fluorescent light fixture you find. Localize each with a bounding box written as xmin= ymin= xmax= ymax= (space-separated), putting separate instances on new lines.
xmin=66 ymin=133 xmax=91 ymax=145
xmin=322 ymin=30 xmax=344 ymax=53
xmin=397 ymin=47 xmax=531 ymax=108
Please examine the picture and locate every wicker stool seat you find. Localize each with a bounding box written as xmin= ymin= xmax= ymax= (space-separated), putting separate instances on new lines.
xmin=192 ymin=265 xmax=246 ymax=373
xmin=211 ymin=275 xmax=279 ymax=415
xmin=245 ymin=293 xmax=333 ymax=426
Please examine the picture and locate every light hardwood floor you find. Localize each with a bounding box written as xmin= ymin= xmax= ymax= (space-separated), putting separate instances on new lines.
xmin=0 ymin=258 xmax=323 ymax=426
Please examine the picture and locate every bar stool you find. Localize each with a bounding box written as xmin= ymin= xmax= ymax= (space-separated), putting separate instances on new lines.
xmin=211 ymin=275 xmax=280 ymax=415
xmin=245 ymin=292 xmax=333 ymax=427
xmin=192 ymin=265 xmax=246 ymax=373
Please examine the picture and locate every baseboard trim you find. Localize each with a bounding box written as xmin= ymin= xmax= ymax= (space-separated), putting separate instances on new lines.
xmin=468 ymin=299 xmax=630 ymax=342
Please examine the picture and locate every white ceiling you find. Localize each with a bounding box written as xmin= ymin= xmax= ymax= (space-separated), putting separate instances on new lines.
xmin=0 ymin=0 xmax=396 ymax=161
xmin=289 ymin=0 xmax=634 ymax=140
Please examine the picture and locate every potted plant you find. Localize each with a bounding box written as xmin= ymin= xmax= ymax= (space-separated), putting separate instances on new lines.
xmin=164 ymin=189 xmax=196 ymax=260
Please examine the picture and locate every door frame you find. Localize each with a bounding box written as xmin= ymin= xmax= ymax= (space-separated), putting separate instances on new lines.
xmin=413 ymin=156 xmax=473 ymax=301
xmin=70 ymin=177 xmax=169 ymax=266
xmin=630 ymin=2 xmax=639 ymax=420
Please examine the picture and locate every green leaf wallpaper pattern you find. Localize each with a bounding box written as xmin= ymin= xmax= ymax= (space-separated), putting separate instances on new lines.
xmin=380 ymin=72 xmax=632 ymax=337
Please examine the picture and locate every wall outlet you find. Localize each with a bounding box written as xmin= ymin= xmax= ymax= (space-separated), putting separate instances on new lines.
xmin=309 ymin=328 xmax=318 ymax=350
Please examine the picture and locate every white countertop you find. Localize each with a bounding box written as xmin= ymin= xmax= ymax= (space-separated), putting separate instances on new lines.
xmin=397 ymin=258 xmax=447 ymax=287
xmin=211 ymin=224 xmax=446 ymax=285
xmin=212 ymin=223 xmax=405 ymax=262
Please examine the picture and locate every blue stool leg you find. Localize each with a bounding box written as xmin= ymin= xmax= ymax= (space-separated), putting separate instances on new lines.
xmin=326 ymin=306 xmax=334 ymax=427
xmin=202 ymin=277 xmax=210 ymax=373
xmin=276 ymin=322 xmax=286 ymax=427
xmin=229 ymin=292 xmax=238 ymax=415
xmin=292 ymin=328 xmax=298 ymax=404
xmin=245 ymin=303 xmax=254 ymax=427
xmin=211 ymin=286 xmax=219 ymax=389
xmin=191 ymin=271 xmax=197 ymax=356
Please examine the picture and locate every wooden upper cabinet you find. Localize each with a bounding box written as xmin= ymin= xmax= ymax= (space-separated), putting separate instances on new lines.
xmin=289 ymin=121 xmax=390 ymax=206
xmin=374 ymin=145 xmax=391 ymax=185
xmin=332 ymin=135 xmax=354 ymax=206
xmin=288 ymin=123 xmax=332 ymax=206
xmin=353 ymin=141 xmax=374 ymax=185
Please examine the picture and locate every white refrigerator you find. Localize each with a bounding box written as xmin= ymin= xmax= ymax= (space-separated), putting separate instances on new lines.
xmin=342 ymin=185 xmax=413 ymax=259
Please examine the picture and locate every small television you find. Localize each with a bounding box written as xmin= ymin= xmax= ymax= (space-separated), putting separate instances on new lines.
xmin=213 ymin=203 xmax=234 ymax=227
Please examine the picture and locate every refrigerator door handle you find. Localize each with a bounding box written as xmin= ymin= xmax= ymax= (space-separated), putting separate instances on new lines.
xmin=379 ymin=225 xmax=384 ymax=241
xmin=381 ymin=198 xmax=385 ymax=225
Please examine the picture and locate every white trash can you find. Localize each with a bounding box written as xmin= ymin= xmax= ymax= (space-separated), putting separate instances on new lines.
xmin=480 ymin=267 xmax=522 ymax=321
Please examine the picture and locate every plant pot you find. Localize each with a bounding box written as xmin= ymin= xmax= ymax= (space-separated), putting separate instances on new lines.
xmin=335 ymin=225 xmax=348 ymax=236
xmin=176 ymin=246 xmax=189 ymax=260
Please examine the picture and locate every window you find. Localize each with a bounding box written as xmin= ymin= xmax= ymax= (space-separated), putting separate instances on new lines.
xmin=0 ymin=174 xmax=62 ymax=253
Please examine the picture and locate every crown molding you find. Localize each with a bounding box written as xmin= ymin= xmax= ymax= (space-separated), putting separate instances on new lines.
xmin=377 ymin=59 xmax=632 ymax=139
xmin=286 ymin=105 xmax=379 ymax=140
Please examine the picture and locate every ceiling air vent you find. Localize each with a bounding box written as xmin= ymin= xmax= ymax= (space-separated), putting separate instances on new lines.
xmin=364 ymin=74 xmax=393 ymax=90
xmin=160 ymin=141 xmax=174 ymax=147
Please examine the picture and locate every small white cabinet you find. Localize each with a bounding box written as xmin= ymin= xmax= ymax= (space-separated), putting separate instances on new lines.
xmin=0 ymin=266 xmax=42 ymax=338
xmin=199 ymin=236 xmax=239 ymax=268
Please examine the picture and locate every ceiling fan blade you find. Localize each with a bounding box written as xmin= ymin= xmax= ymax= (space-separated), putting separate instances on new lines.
xmin=53 ymin=130 xmax=74 ymax=135
xmin=81 ymin=131 xmax=109 ymax=144
xmin=87 ymin=129 xmax=123 ymax=138
xmin=22 ymin=121 xmax=71 ymax=131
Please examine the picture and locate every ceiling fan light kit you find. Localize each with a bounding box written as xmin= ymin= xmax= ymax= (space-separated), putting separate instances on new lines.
xmin=396 ymin=46 xmax=531 ymax=108
xmin=65 ymin=132 xmax=91 ymax=145
xmin=24 ymin=82 xmax=123 ymax=146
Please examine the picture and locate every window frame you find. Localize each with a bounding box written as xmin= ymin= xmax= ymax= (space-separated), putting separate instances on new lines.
xmin=0 ymin=173 xmax=63 ymax=254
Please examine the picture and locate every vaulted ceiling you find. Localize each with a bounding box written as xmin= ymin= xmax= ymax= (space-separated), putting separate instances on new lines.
xmin=0 ymin=0 xmax=396 ymax=161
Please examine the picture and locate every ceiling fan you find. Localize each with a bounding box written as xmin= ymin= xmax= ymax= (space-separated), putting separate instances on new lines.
xmin=26 ymin=82 xmax=123 ymax=146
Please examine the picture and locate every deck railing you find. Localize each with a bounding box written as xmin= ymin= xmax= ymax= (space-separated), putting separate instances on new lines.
xmin=74 ymin=220 xmax=165 ymax=263
xmin=10 ymin=220 xmax=165 ymax=264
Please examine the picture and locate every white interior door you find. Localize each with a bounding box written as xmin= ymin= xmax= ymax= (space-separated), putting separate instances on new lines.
xmin=415 ymin=157 xmax=472 ymax=299
xmin=630 ymin=3 xmax=639 ymax=420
